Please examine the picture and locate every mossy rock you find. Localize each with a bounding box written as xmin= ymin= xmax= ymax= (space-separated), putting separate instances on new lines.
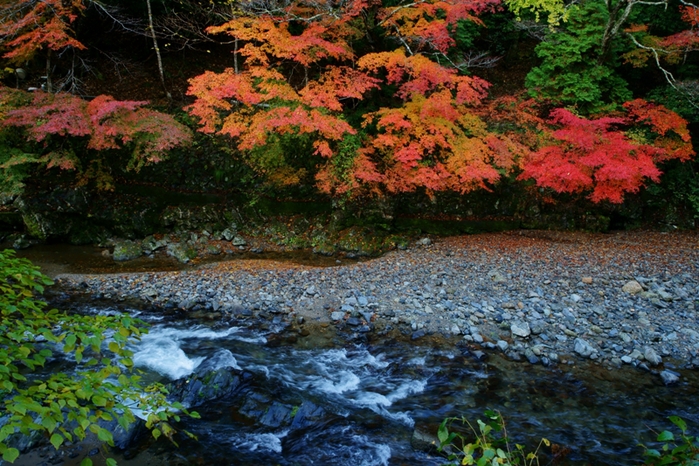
xmin=112 ymin=240 xmax=143 ymax=261
xmin=160 ymin=205 xmax=228 ymax=231
xmin=68 ymin=222 xmax=110 ymax=245
xmin=167 ymin=242 xmax=198 ymax=263
xmin=20 ymin=211 xmax=72 ymax=240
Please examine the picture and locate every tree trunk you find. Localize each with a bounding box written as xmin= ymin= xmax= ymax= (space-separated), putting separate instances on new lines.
xmin=146 ymin=0 xmax=170 ymax=99
xmin=45 ymin=50 xmax=52 ymax=93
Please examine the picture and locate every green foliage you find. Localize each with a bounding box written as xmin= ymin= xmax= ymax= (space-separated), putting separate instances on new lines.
xmin=641 ymin=416 xmax=699 ymax=465
xmin=525 ymin=0 xmax=632 ymax=114
xmin=0 ymin=250 xmax=196 ymax=463
xmin=437 ymin=410 xmax=551 ymax=466
xmin=505 ymin=0 xmax=568 ymax=26
xmin=645 ymin=160 xmax=699 ymax=225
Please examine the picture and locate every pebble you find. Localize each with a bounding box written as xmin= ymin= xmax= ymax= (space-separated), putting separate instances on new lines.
xmin=511 ymin=321 xmax=531 ymax=338
xmin=55 ymin=231 xmax=699 ymax=372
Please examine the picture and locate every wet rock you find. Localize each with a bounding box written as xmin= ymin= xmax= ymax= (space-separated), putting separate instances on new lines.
xmin=260 ymin=402 xmax=293 ymax=428
xmin=644 ymin=347 xmax=662 ymax=366
xmin=411 ymin=329 xmax=426 ymax=340
xmin=346 ymin=317 xmax=362 ymax=326
xmin=168 ymin=350 xmax=243 ymax=408
xmin=112 ymin=240 xmax=143 ymax=261
xmin=12 ymin=234 xmax=33 ymax=250
xmin=411 ymin=428 xmax=439 ymax=453
xmin=290 ymin=401 xmax=326 ymax=430
xmin=660 ymin=370 xmax=680 ymax=385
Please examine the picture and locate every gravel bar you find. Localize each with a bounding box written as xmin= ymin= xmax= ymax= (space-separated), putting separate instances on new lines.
xmin=54 ymin=230 xmax=699 ymax=383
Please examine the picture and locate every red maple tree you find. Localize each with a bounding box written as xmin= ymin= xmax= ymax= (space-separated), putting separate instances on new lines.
xmin=0 ymin=86 xmax=192 ymax=189
xmin=518 ymin=100 xmax=694 ymax=203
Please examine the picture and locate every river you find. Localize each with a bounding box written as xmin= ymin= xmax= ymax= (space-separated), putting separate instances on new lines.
xmin=19 ymin=300 xmax=699 ymax=466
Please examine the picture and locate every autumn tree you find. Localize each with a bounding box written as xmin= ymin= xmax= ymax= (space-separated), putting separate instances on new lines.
xmin=186 ymin=0 xmax=521 ymax=199
xmin=0 ymin=86 xmax=191 ymax=195
xmin=518 ymin=99 xmax=694 ymax=203
xmin=0 ymin=0 xmax=88 ymax=92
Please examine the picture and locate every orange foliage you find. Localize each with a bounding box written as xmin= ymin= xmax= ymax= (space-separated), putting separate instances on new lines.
xmin=0 ymin=0 xmax=86 ymax=63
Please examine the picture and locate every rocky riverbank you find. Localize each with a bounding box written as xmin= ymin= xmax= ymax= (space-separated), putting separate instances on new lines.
xmin=53 ymin=230 xmax=699 ymax=384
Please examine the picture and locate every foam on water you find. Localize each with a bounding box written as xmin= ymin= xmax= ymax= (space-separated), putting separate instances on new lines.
xmin=228 ymin=430 xmax=288 ymax=454
xmin=132 ymin=336 xmax=205 ymax=380
xmin=145 ymin=325 xmax=265 ymax=343
xmin=314 ymin=370 xmax=361 ymax=394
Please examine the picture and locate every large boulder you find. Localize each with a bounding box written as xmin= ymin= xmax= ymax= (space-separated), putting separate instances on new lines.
xmin=167 ymin=242 xmax=198 ymax=263
xmin=112 ymin=240 xmax=143 ymax=261
xmin=168 ymin=350 xmax=245 ymax=408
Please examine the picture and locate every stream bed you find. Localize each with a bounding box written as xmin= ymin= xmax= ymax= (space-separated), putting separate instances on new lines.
xmin=23 ymin=302 xmax=699 ymax=466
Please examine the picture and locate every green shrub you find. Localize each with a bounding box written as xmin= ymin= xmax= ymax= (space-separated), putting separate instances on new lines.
xmin=0 ymin=249 xmax=198 ymax=464
xmin=641 ymin=416 xmax=699 ymax=465
xmin=437 ymin=410 xmax=551 ymax=466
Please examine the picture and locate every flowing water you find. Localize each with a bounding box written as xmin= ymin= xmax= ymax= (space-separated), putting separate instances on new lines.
xmin=29 ymin=304 xmax=696 ymax=466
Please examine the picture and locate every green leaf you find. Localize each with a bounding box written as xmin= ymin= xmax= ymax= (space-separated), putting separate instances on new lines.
xmin=97 ymin=428 xmax=114 ymax=445
xmin=657 ymin=430 xmax=674 ymax=442
xmin=41 ymin=416 xmax=57 ymax=433
xmin=437 ymin=423 xmax=449 ymax=445
xmin=669 ymin=416 xmax=687 ymax=433
xmin=80 ymin=458 xmax=93 ymax=466
xmin=2 ymin=447 xmax=19 ymax=463
xmin=152 ymin=428 xmax=161 ymax=440
xmin=92 ymin=395 xmax=107 ymax=407
xmin=50 ymin=433 xmax=63 ymax=450
xmin=106 ymin=459 xmax=117 ymax=466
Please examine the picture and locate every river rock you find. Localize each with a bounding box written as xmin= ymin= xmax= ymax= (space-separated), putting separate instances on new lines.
xmin=260 ymin=402 xmax=292 ymax=428
xmin=622 ymin=280 xmax=644 ymax=294
xmin=206 ymin=244 xmax=222 ymax=255
xmin=488 ymin=269 xmax=507 ymax=283
xmin=112 ymin=240 xmax=143 ymax=261
xmin=511 ymin=321 xmax=531 ymax=338
xmin=221 ymin=228 xmax=236 ymax=241
xmin=168 ymin=350 xmax=243 ymax=408
xmin=167 ymin=242 xmax=197 ymax=263
xmin=231 ymin=236 xmax=247 ymax=246
xmin=644 ymin=347 xmax=662 ymax=366
xmin=574 ymin=338 xmax=595 ymax=358
xmin=290 ymin=401 xmax=326 ymax=431
xmin=411 ymin=428 xmax=439 ymax=453
xmin=660 ymin=370 xmax=680 ymax=385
